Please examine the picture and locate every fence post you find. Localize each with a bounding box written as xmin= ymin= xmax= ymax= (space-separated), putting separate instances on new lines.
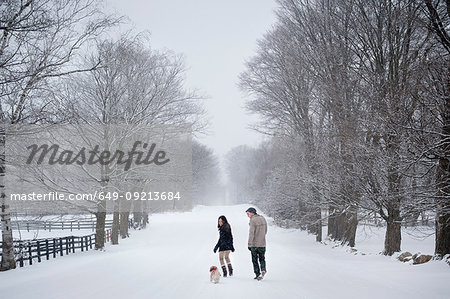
xmin=78 ymin=221 xmax=80 ymax=230
xmin=53 ymin=238 xmax=57 ymax=258
xmin=19 ymin=241 xmax=24 ymax=267
xmin=70 ymin=222 xmax=73 ymax=232
xmin=28 ymin=243 xmax=32 ymax=265
xmin=65 ymin=237 xmax=69 ymax=255
xmin=45 ymin=239 xmax=49 ymax=260
xmin=88 ymin=235 xmax=92 ymax=250
xmin=26 ymin=222 xmax=29 ymax=232
xmin=72 ymin=236 xmax=75 ymax=253
xmin=59 ymin=238 xmax=63 ymax=256
xmin=81 ymin=237 xmax=84 ymax=252
xmin=37 ymin=241 xmax=41 ymax=263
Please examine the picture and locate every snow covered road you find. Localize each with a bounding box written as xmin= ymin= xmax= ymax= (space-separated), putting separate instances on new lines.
xmin=1 ymin=205 xmax=449 ymax=299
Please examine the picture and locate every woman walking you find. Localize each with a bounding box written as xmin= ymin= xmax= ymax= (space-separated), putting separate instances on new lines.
xmin=213 ymin=215 xmax=235 ymax=277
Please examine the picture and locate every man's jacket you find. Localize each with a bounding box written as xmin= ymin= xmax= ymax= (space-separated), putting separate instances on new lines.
xmin=248 ymin=214 xmax=267 ymax=247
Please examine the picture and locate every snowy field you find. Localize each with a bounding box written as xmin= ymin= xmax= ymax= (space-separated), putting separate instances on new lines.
xmin=1 ymin=204 xmax=449 ymax=299
xmin=11 ymin=229 xmax=96 ymax=240
xmin=10 ymin=221 xmax=101 ymax=240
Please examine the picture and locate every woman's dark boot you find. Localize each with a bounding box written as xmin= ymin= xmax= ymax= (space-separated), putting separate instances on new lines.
xmin=222 ymin=265 xmax=228 ymax=277
xmin=227 ymin=263 xmax=233 ymax=276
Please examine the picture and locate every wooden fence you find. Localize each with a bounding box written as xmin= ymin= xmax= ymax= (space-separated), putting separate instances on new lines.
xmin=0 ymin=233 xmax=96 ymax=267
xmin=0 ymin=218 xmax=133 ymax=268
xmin=10 ymin=219 xmax=117 ymax=232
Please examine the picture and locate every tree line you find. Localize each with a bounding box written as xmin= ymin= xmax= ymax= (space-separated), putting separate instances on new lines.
xmin=231 ymin=0 xmax=449 ymax=258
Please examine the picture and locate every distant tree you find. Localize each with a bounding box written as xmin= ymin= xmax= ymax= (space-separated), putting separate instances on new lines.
xmin=225 ymin=145 xmax=263 ymax=205
xmin=192 ymin=141 xmax=222 ymax=205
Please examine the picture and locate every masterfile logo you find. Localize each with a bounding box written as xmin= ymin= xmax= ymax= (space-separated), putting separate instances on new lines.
xmin=26 ymin=141 xmax=170 ymax=170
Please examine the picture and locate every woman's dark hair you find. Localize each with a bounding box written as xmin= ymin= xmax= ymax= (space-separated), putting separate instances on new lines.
xmin=217 ymin=215 xmax=230 ymax=229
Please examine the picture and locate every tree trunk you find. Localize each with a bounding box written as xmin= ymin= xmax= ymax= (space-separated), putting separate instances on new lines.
xmin=315 ymin=206 xmax=322 ymax=242
xmin=120 ymin=211 xmax=129 ymax=239
xmin=381 ymin=156 xmax=403 ymax=256
xmin=95 ymin=200 xmax=106 ymax=250
xmin=329 ymin=206 xmax=357 ymax=247
xmin=338 ymin=136 xmax=359 ymax=247
xmin=435 ymin=76 xmax=450 ymax=257
xmin=1 ymin=197 xmax=16 ymax=271
xmin=327 ymin=205 xmax=338 ymax=239
xmin=383 ymin=207 xmax=402 ymax=256
xmin=142 ymin=212 xmax=148 ymax=229
xmin=341 ymin=209 xmax=358 ymax=247
xmin=133 ymin=199 xmax=142 ymax=228
xmin=142 ymin=200 xmax=149 ymax=229
xmin=111 ymin=202 xmax=119 ymax=245
xmin=0 ymin=126 xmax=16 ymax=271
xmin=383 ymin=136 xmax=403 ymax=256
xmin=435 ymin=202 xmax=450 ymax=257
xmin=435 ymin=126 xmax=450 ymax=256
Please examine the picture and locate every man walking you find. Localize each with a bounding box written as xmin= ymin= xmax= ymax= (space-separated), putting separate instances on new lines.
xmin=246 ymin=207 xmax=267 ymax=280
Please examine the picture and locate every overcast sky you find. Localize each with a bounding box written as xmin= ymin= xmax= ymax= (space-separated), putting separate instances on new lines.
xmin=107 ymin=0 xmax=278 ymax=158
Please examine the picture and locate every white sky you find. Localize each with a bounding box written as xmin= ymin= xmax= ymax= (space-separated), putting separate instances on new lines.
xmin=106 ymin=0 xmax=277 ymax=158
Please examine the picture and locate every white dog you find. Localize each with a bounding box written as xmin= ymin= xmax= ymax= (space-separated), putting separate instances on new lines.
xmin=210 ymin=266 xmax=221 ymax=284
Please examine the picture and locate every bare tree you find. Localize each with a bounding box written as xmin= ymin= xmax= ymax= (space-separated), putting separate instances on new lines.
xmin=239 ymin=16 xmax=325 ymax=240
xmin=0 ymin=0 xmax=118 ymax=271
xmin=422 ymin=0 xmax=450 ymax=257
xmin=63 ymin=34 xmax=203 ymax=249
xmin=349 ymin=0 xmax=429 ymax=255
xmin=276 ymin=0 xmax=364 ymax=246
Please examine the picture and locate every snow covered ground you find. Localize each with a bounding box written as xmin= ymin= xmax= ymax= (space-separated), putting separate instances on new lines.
xmin=1 ymin=204 xmax=449 ymax=299
xmin=339 ymin=222 xmax=435 ymax=256
xmin=12 ymin=228 xmax=96 ymax=240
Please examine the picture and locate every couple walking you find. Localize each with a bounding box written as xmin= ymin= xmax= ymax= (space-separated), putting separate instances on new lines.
xmin=213 ymin=207 xmax=268 ymax=280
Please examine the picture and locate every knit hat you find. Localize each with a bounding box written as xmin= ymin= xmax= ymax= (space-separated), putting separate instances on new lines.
xmin=246 ymin=207 xmax=257 ymax=214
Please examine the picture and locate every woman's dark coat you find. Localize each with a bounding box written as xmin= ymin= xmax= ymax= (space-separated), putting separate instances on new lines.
xmin=214 ymin=223 xmax=234 ymax=252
